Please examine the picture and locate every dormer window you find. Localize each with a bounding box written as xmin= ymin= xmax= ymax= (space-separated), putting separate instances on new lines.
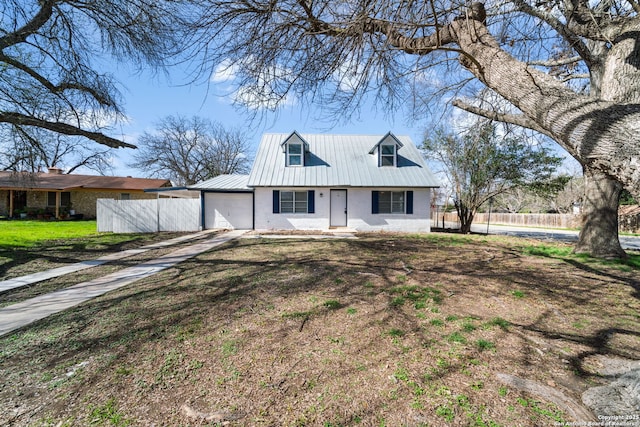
xmin=281 ymin=131 xmax=309 ymax=167
xmin=369 ymin=132 xmax=404 ymax=167
xmin=380 ymin=144 xmax=396 ymax=166
xmin=287 ymin=143 xmax=303 ymax=166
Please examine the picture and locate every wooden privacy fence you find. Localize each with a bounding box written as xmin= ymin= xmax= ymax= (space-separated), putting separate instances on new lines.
xmin=619 ymin=205 xmax=640 ymax=233
xmin=435 ymin=212 xmax=580 ymax=229
xmin=435 ymin=210 xmax=640 ymax=233
xmin=620 ymin=214 xmax=640 ymax=233
xmin=97 ymin=199 xmax=201 ymax=233
xmin=474 ymin=213 xmax=580 ymax=229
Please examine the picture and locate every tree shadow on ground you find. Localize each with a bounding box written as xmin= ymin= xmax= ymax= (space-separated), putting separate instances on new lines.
xmin=1 ymin=234 xmax=639 ymax=425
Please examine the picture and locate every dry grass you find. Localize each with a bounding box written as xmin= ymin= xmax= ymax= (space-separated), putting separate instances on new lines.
xmin=0 ymin=233 xmax=639 ymax=426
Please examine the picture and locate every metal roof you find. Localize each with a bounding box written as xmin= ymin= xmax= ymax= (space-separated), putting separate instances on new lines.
xmin=188 ymin=174 xmax=252 ymax=191
xmin=144 ymin=187 xmax=200 ymax=198
xmin=247 ymin=133 xmax=440 ymax=188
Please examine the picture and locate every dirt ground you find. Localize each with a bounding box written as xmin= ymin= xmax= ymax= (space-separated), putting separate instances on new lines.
xmin=0 ymin=233 xmax=639 ymax=426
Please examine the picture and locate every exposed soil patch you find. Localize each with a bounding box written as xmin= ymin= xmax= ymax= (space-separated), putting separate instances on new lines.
xmin=0 ymin=233 xmax=639 ymax=426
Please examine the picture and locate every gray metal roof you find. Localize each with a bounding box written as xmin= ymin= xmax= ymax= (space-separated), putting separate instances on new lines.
xmin=248 ymin=133 xmax=440 ymax=188
xmin=189 ymin=174 xmax=251 ymax=191
xmin=144 ymin=187 xmax=200 ymax=198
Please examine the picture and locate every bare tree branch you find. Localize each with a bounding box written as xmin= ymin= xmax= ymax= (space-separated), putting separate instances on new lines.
xmin=528 ymin=56 xmax=582 ymax=67
xmin=451 ymin=99 xmax=558 ymax=142
xmin=0 ymin=112 xmax=133 ymax=149
xmin=1 ymin=0 xmax=188 ymax=149
xmin=0 ymin=0 xmax=56 ymax=50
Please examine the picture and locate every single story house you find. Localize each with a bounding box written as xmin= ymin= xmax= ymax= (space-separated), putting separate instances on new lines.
xmin=190 ymin=132 xmax=440 ymax=232
xmin=0 ymin=168 xmax=171 ymax=219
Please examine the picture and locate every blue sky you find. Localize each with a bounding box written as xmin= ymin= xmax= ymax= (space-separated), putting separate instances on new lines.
xmin=107 ymin=65 xmax=427 ymax=178
xmin=105 ymin=62 xmax=580 ymax=181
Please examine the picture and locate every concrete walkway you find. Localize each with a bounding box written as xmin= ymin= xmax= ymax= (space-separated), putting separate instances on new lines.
xmin=0 ymin=230 xmax=216 ymax=294
xmin=0 ymin=230 xmax=246 ymax=337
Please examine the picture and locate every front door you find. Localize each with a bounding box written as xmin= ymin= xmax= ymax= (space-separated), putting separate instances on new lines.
xmin=330 ymin=190 xmax=347 ymax=227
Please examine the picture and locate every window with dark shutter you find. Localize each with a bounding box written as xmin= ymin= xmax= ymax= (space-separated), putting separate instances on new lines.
xmin=278 ymin=191 xmax=310 ymax=213
xmin=373 ymin=191 xmax=407 ymax=214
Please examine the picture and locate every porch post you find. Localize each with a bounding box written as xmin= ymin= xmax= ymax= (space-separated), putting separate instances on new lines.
xmin=9 ymin=190 xmax=13 ymax=217
xmin=56 ymin=191 xmax=60 ymax=219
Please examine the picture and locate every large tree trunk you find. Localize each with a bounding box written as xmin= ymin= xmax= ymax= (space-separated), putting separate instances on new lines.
xmin=574 ymin=169 xmax=625 ymax=258
xmin=569 ymin=38 xmax=628 ymax=258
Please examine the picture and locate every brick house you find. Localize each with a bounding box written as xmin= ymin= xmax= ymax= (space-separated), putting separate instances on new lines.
xmin=0 ymin=168 xmax=171 ymax=219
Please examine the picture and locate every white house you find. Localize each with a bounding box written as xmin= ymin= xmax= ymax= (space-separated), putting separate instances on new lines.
xmin=190 ymin=131 xmax=440 ymax=232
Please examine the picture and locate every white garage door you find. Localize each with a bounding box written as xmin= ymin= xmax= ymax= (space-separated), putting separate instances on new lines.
xmin=204 ymin=193 xmax=253 ymax=230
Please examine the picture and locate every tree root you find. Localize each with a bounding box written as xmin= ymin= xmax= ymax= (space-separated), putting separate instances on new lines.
xmin=180 ymin=404 xmax=245 ymax=424
xmin=496 ymin=373 xmax=597 ymax=422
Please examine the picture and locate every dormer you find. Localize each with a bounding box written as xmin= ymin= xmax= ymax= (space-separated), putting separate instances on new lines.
xmin=369 ymin=132 xmax=404 ymax=167
xmin=281 ymin=131 xmax=310 ymax=167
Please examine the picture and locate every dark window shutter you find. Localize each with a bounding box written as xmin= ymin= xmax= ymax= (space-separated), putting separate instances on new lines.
xmin=406 ymin=191 xmax=414 ymax=214
xmin=273 ymin=190 xmax=280 ymax=213
xmin=372 ymin=191 xmax=379 ymax=214
xmin=307 ymin=190 xmax=315 ymax=213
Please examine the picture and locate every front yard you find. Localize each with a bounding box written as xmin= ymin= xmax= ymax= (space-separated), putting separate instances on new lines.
xmin=0 ymin=233 xmax=639 ymax=426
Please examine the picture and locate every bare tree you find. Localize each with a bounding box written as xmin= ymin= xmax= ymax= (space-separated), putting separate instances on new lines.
xmin=130 ymin=115 xmax=252 ymax=186
xmin=187 ymin=0 xmax=639 ymax=257
xmin=1 ymin=0 xmax=187 ymax=149
xmin=495 ymin=187 xmax=537 ymax=214
xmin=495 ymin=175 xmax=579 ymax=214
xmin=1 ymin=123 xmax=112 ymax=175
xmin=552 ymin=177 xmax=585 ymax=214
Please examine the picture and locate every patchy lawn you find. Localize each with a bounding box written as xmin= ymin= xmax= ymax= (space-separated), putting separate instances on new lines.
xmin=0 ymin=229 xmax=196 ymax=282
xmin=0 ymin=233 xmax=639 ymax=426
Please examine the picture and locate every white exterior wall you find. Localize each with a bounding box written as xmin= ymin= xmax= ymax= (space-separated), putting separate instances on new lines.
xmin=348 ymin=188 xmax=431 ymax=232
xmin=254 ymin=187 xmax=432 ymax=232
xmin=254 ymin=187 xmax=330 ymax=230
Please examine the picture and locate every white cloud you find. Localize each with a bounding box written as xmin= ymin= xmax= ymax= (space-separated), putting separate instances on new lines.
xmin=210 ymin=57 xmax=298 ymax=110
xmin=234 ymin=85 xmax=295 ymax=111
xmin=415 ymin=68 xmax=445 ymax=89
xmin=210 ymin=59 xmax=238 ymax=83
xmin=332 ymin=59 xmax=365 ymax=92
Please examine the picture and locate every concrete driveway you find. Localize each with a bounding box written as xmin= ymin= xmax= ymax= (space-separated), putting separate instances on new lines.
xmin=0 ymin=230 xmax=247 ymax=337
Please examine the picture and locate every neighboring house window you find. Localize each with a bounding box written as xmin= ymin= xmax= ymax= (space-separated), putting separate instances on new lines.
xmin=380 ymin=144 xmax=396 ymax=166
xmin=287 ymin=143 xmax=303 ymax=166
xmin=121 ymin=193 xmax=131 ymax=200
xmin=273 ymin=190 xmax=315 ymax=214
xmin=372 ymin=191 xmax=413 ymax=214
xmin=47 ymin=191 xmax=71 ymax=207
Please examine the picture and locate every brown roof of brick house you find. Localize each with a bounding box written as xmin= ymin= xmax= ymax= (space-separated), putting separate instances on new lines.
xmin=0 ymin=171 xmax=171 ymax=191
